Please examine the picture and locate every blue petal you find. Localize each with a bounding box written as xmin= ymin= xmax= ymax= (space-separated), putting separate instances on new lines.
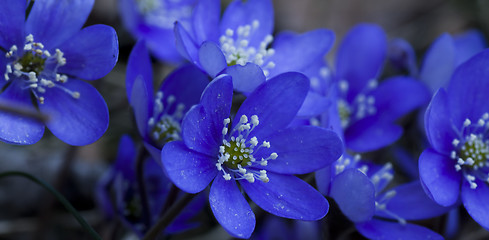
xmin=241 ymin=172 xmax=329 ymax=220
xmin=0 ymin=81 xmax=44 ymax=145
xmin=345 ymin=116 xmax=403 ymax=152
xmin=95 ymin=169 xmax=115 ymax=219
xmin=336 ymin=23 xmax=386 ymax=101
xmin=114 ymin=135 xmax=137 ymax=180
xmin=447 ymin=49 xmax=489 ymax=127
xmin=143 ymin=141 xmax=162 ymax=166
xmin=454 ymin=29 xmax=487 ymax=66
xmin=330 ymin=169 xmax=376 ymax=223
xmin=372 ymin=76 xmax=430 ymax=122
xmin=0 ymin=0 xmax=26 ymax=49
xmin=235 ymin=72 xmax=309 ymax=140
xmin=198 ymin=41 xmax=227 ymax=78
xmin=296 ymin=91 xmax=330 ymax=117
xmin=39 ymin=79 xmax=108 ymax=146
xmin=0 ymin=56 xmax=6 ymax=90
xmin=356 ymin=219 xmax=444 ymax=240
xmin=376 ymin=181 xmax=451 ymax=220
xmin=425 ymin=88 xmax=458 ymax=154
xmin=419 ymin=148 xmax=461 ymax=206
xmin=25 ymin=0 xmax=94 ymax=49
xmin=167 ymin=191 xmax=207 ymax=233
xmin=224 ymin=62 xmax=266 ymax=93
xmin=267 ymin=29 xmax=335 ymax=78
xmin=161 ymin=141 xmax=217 ymax=193
xmin=315 ymin=166 xmax=332 ymax=195
xmin=387 ymin=38 xmax=418 ymax=76
xmin=419 ymin=33 xmax=456 ymax=93
xmin=462 ymin=179 xmax=489 ymax=230
xmin=258 ymin=126 xmax=343 ymax=174
xmin=131 ymin=77 xmax=151 ymax=140
xmin=58 ymin=24 xmax=118 ymax=80
xmin=174 ymin=22 xmax=199 ymax=64
xmin=220 ymin=0 xmax=274 ymax=47
xmin=210 ymin=176 xmax=255 ymax=239
xmin=192 ymin=0 xmax=220 ymax=44
xmin=144 ymin=28 xmax=185 ymax=64
xmin=126 ymin=40 xmax=153 ymax=104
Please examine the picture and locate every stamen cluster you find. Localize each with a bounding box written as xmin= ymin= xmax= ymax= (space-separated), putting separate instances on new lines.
xmin=337 ymin=79 xmax=377 ymax=128
xmin=136 ymin=0 xmax=192 ymax=29
xmin=147 ymin=92 xmax=185 ymax=147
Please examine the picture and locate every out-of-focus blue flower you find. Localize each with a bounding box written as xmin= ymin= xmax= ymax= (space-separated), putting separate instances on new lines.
xmin=251 ymin=214 xmax=321 ymax=240
xmin=0 ymin=0 xmax=118 ymax=145
xmin=420 ymin=49 xmax=489 ymax=230
xmin=96 ymin=135 xmax=206 ymax=237
xmin=161 ymin=73 xmax=343 ymax=238
xmin=119 ymin=0 xmax=197 ymax=63
xmin=126 ymin=40 xmax=209 ymax=162
xmin=174 ymin=0 xmax=334 ymax=94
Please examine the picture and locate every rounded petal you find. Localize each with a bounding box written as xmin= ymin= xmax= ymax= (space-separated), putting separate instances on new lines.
xmin=0 ymin=0 xmax=26 ymax=48
xmin=58 ymin=24 xmax=119 ymax=80
xmin=235 ymin=72 xmax=309 ymax=140
xmin=419 ymin=148 xmax=461 ymax=206
xmin=345 ymin=116 xmax=403 ymax=152
xmin=210 ymin=176 xmax=255 ymax=239
xmin=462 ymin=179 xmax=489 ymax=230
xmin=0 ymin=82 xmax=44 ymax=145
xmin=126 ymin=40 xmax=153 ymax=104
xmin=241 ymin=172 xmax=329 ymax=220
xmin=330 ymin=169 xmax=376 ymax=223
xmin=336 ymin=23 xmax=386 ymax=101
xmin=192 ymin=0 xmax=221 ymax=43
xmin=258 ymin=126 xmax=343 ymax=174
xmin=425 ymin=88 xmax=458 ymax=154
xmin=26 ymin=0 xmax=95 ymax=49
xmin=161 ymin=141 xmax=217 ymax=193
xmin=356 ymin=219 xmax=444 ymax=240
xmin=224 ymin=62 xmax=266 ymax=93
xmin=38 ymin=79 xmax=107 ymax=145
xmin=198 ymin=41 xmax=227 ymax=78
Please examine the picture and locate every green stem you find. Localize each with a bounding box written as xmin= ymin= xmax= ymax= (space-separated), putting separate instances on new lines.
xmin=0 ymin=171 xmax=102 ymax=240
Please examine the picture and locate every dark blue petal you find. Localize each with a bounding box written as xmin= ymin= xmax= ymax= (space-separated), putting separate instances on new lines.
xmin=95 ymin=169 xmax=115 ymax=219
xmin=425 ymin=88 xmax=458 ymax=154
xmin=198 ymin=41 xmax=227 ymax=78
xmin=345 ymin=116 xmax=402 ymax=152
xmin=296 ymin=91 xmax=330 ymax=117
xmin=220 ymin=0 xmax=274 ymax=47
xmin=192 ymin=0 xmax=220 ymax=44
xmin=224 ymin=62 xmax=266 ymax=93
xmin=419 ymin=33 xmax=456 ymax=93
xmin=174 ymin=22 xmax=199 ymax=64
xmin=58 ymin=24 xmax=118 ymax=80
xmin=0 ymin=81 xmax=44 ymax=145
xmin=235 ymin=72 xmax=309 ymax=140
xmin=39 ymin=79 xmax=108 ymax=146
xmin=167 ymin=191 xmax=207 ymax=233
xmin=161 ymin=141 xmax=217 ymax=193
xmin=145 ymin=28 xmax=184 ymax=64
xmin=131 ymin=77 xmax=151 ymax=140
xmin=336 ymin=23 xmax=386 ymax=101
xmin=258 ymin=126 xmax=343 ymax=174
xmin=267 ymin=29 xmax=335 ymax=78
xmin=315 ymin=166 xmax=332 ymax=195
xmin=356 ymin=219 xmax=444 ymax=240
xmin=241 ymin=172 xmax=329 ymax=220
xmin=372 ymin=76 xmax=430 ymax=122
xmin=330 ymin=169 xmax=375 ymax=223
xmin=419 ymin=148 xmax=461 ymax=206
xmin=387 ymin=38 xmax=418 ymax=76
xmin=144 ymin=141 xmax=162 ymax=166
xmin=448 ymin=49 xmax=489 ymax=127
xmin=0 ymin=56 xmax=6 ymax=90
xmin=26 ymin=0 xmax=94 ymax=49
xmin=114 ymin=135 xmax=137 ymax=180
xmin=126 ymin=40 xmax=153 ymax=104
xmin=210 ymin=176 xmax=255 ymax=239
xmin=462 ymin=179 xmax=489 ymax=230
xmin=376 ymin=181 xmax=451 ymax=220
xmin=454 ymin=29 xmax=487 ymax=66
xmin=0 ymin=0 xmax=26 ymax=49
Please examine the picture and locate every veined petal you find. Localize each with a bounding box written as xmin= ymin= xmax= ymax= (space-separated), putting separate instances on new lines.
xmin=419 ymin=148 xmax=461 ymax=206
xmin=235 ymin=72 xmax=309 ymax=140
xmin=210 ymin=176 xmax=255 ymax=239
xmin=39 ymin=79 xmax=108 ymax=146
xmin=462 ymin=179 xmax=489 ymax=230
xmin=258 ymin=126 xmax=343 ymax=174
xmin=356 ymin=219 xmax=444 ymax=240
xmin=345 ymin=116 xmax=403 ymax=153
xmin=241 ymin=172 xmax=329 ymax=220
xmin=0 ymin=0 xmax=26 ymax=49
xmin=224 ymin=62 xmax=266 ymax=94
xmin=198 ymin=41 xmax=227 ymax=78
xmin=330 ymin=169 xmax=376 ymax=223
xmin=192 ymin=0 xmax=220 ymax=44
xmin=161 ymin=141 xmax=217 ymax=193
xmin=58 ymin=24 xmax=119 ymax=80
xmin=126 ymin=40 xmax=153 ymax=104
xmin=26 ymin=0 xmax=95 ymax=49
xmin=0 ymin=81 xmax=44 ymax=145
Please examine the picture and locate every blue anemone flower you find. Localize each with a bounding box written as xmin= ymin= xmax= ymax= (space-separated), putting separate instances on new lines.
xmin=126 ymin=40 xmax=209 ymax=162
xmin=119 ymin=0 xmax=197 ymax=63
xmin=161 ymin=73 xmax=343 ymax=238
xmin=0 ymin=0 xmax=118 ymax=145
xmin=420 ymin=49 xmax=489 ymax=230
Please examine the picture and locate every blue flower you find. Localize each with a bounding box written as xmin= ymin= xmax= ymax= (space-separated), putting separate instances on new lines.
xmin=119 ymin=0 xmax=197 ymax=63
xmin=161 ymin=73 xmax=343 ymax=238
xmin=420 ymin=49 xmax=489 ymax=230
xmin=126 ymin=40 xmax=209 ymax=161
xmin=0 ymin=0 xmax=118 ymax=145
xmin=174 ymin=0 xmax=334 ymax=94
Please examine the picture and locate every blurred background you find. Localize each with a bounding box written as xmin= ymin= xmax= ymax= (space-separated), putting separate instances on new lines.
xmin=0 ymin=0 xmax=488 ymax=239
